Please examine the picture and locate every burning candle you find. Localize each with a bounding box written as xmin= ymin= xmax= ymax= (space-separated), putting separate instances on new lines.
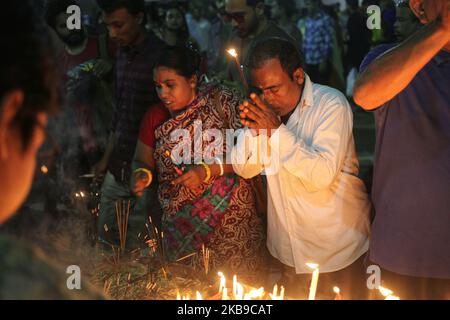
xmin=245 ymin=287 xmax=265 ymax=300
xmin=227 ymin=48 xmax=249 ymax=94
xmin=222 ymin=287 xmax=229 ymax=300
xmin=306 ymin=263 xmax=320 ymax=300
xmin=333 ymin=286 xmax=342 ymax=300
xmin=269 ymin=284 xmax=285 ymax=300
xmin=379 ymin=286 xmax=400 ymax=300
xmin=218 ymin=272 xmax=226 ymax=294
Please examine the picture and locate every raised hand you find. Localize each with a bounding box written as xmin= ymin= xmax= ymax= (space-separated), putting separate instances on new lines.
xmin=239 ymin=93 xmax=281 ymax=137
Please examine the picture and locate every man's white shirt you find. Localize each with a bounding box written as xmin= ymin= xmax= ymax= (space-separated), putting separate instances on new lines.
xmin=232 ymin=75 xmax=371 ymax=273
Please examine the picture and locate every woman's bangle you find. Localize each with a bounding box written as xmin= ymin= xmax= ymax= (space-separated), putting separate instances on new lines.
xmin=134 ymin=168 xmax=153 ymax=188
xmin=215 ymin=157 xmax=224 ymax=176
xmin=199 ymin=162 xmax=212 ymax=183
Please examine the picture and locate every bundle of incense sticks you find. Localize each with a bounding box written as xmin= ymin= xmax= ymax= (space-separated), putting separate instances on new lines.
xmin=115 ymin=199 xmax=131 ymax=252
xmin=202 ymin=244 xmax=210 ymax=276
xmin=146 ymin=216 xmax=168 ymax=279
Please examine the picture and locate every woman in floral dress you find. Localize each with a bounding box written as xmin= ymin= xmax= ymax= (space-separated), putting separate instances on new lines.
xmin=134 ymin=46 xmax=266 ymax=279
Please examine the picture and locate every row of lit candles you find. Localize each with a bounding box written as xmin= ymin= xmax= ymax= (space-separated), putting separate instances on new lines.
xmin=176 ymin=262 xmax=399 ymax=301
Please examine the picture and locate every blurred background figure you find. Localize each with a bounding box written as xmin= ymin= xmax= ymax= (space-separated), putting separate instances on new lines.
xmin=205 ymin=0 xmax=232 ymax=75
xmin=345 ymin=0 xmax=371 ymax=97
xmin=26 ymin=0 xmax=117 ymax=218
xmin=345 ymin=0 xmax=371 ymax=71
xmin=270 ymin=0 xmax=303 ymax=45
xmin=223 ymin=0 xmax=296 ymax=93
xmin=0 ymin=0 xmax=102 ymax=299
xmin=394 ymin=0 xmax=421 ymax=41
xmin=301 ymin=0 xmax=335 ymax=84
xmin=186 ymin=0 xmax=212 ymax=54
xmin=154 ymin=3 xmax=193 ymax=47
xmin=380 ymin=0 xmax=397 ymax=43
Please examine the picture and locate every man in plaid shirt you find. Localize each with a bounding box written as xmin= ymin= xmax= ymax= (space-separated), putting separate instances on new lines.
xmin=302 ymin=0 xmax=334 ymax=84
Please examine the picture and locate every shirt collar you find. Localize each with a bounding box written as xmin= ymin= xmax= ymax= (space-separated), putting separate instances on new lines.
xmin=285 ymin=74 xmax=314 ymax=127
xmin=299 ymin=73 xmax=314 ymax=109
xmin=434 ymin=50 xmax=450 ymax=66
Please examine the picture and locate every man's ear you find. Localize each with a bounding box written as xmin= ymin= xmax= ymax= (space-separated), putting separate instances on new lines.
xmin=136 ymin=12 xmax=144 ymax=25
xmin=255 ymin=2 xmax=265 ymax=17
xmin=409 ymin=0 xmax=427 ymax=24
xmin=190 ymin=74 xmax=198 ymax=89
xmin=293 ymin=68 xmax=305 ymax=86
xmin=0 ymin=90 xmax=23 ymax=160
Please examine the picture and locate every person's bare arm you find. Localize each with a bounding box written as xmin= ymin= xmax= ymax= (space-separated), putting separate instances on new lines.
xmin=354 ymin=7 xmax=450 ymax=110
xmin=93 ymin=132 xmax=115 ymax=179
xmin=131 ymin=141 xmax=156 ymax=197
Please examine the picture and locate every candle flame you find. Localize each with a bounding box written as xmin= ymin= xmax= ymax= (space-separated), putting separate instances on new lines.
xmin=378 ymin=286 xmax=393 ymax=297
xmin=222 ymin=287 xmax=229 ymax=300
xmin=333 ymin=286 xmax=340 ymax=294
xmin=306 ymin=262 xmax=319 ymax=269
xmin=176 ymin=290 xmax=181 ymax=300
xmin=227 ymin=48 xmax=238 ymax=58
xmin=218 ymin=271 xmax=226 ymax=293
xmin=246 ymin=287 xmax=265 ymax=300
xmin=379 ymin=286 xmax=400 ymax=300
xmin=196 ymin=291 xmax=203 ymax=300
xmin=269 ymin=284 xmax=285 ymax=300
xmin=306 ymin=262 xmax=320 ymax=300
xmin=40 ymin=165 xmax=49 ymax=174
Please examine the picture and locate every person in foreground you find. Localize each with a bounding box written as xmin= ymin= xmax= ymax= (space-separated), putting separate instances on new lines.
xmin=0 ymin=1 xmax=102 ymax=299
xmin=353 ymin=0 xmax=450 ymax=299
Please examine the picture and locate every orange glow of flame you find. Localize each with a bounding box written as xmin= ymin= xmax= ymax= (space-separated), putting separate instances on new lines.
xmin=379 ymin=286 xmax=400 ymax=300
xmin=269 ymin=284 xmax=285 ymax=300
xmin=227 ymin=48 xmax=238 ymax=58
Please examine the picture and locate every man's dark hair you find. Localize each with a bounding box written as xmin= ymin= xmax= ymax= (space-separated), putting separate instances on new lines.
xmin=96 ymin=0 xmax=145 ymax=15
xmin=247 ymin=38 xmax=304 ymax=79
xmin=153 ymin=45 xmax=201 ymax=79
xmin=1 ymin=1 xmax=61 ymax=148
xmin=45 ymin=0 xmax=79 ymax=29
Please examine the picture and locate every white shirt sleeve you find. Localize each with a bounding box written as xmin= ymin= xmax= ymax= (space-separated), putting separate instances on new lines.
xmin=269 ymin=96 xmax=353 ymax=192
xmin=231 ymin=128 xmax=264 ymax=179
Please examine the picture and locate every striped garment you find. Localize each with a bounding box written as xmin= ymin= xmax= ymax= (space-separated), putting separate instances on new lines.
xmin=108 ymin=32 xmax=166 ymax=182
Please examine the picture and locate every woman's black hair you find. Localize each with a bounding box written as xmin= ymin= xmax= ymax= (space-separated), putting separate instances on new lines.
xmin=153 ymin=45 xmax=201 ymax=79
